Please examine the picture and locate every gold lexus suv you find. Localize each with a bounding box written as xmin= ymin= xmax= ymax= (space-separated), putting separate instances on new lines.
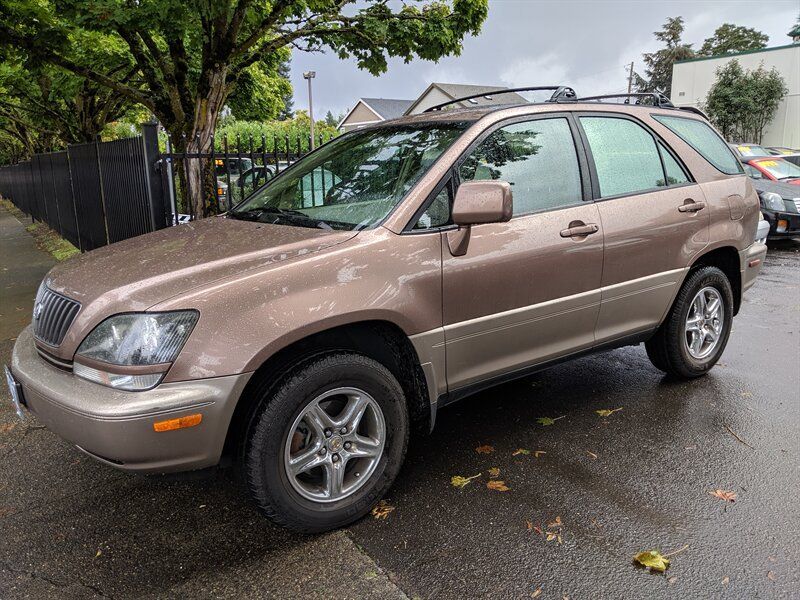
xmin=6 ymin=88 xmax=767 ymax=532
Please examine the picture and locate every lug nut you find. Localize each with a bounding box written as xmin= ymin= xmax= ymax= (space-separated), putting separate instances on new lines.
xmin=332 ymin=453 xmax=340 ymax=463
xmin=318 ymin=447 xmax=327 ymax=456
xmin=340 ymin=426 xmax=348 ymax=434
xmin=354 ymin=472 xmax=361 ymax=477
xmin=344 ymin=441 xmax=352 ymax=450
xmin=324 ymin=429 xmax=332 ymax=438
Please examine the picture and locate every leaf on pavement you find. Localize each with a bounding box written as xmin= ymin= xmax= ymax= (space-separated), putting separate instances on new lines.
xmin=487 ymin=480 xmax=510 ymax=492
xmin=709 ymin=489 xmax=737 ymax=502
xmin=531 ymin=588 xmax=542 ymax=598
xmin=595 ymin=408 xmax=623 ymax=417
xmin=548 ymin=516 xmax=563 ymax=528
xmin=586 ymin=451 xmax=598 ymax=459
xmin=512 ymin=448 xmax=531 ymax=456
xmin=533 ymin=450 xmax=547 ymax=458
xmin=475 ymin=444 xmax=495 ymax=454
xmin=0 ymin=423 xmax=16 ymax=434
xmin=488 ymin=467 xmax=500 ymax=477
xmin=451 ymin=474 xmax=481 ymax=488
xmin=371 ymin=499 xmax=395 ymax=519
xmin=537 ymin=416 xmax=564 ymax=426
xmin=633 ymin=550 xmax=670 ymax=573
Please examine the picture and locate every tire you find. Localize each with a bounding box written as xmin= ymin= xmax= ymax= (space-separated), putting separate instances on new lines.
xmin=645 ymin=266 xmax=734 ymax=379
xmin=245 ymin=352 xmax=409 ymax=533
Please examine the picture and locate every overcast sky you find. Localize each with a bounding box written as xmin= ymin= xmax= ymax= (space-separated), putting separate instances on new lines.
xmin=288 ymin=0 xmax=799 ymax=119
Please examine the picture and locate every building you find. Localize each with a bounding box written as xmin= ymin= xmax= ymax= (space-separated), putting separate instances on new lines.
xmin=671 ymin=42 xmax=800 ymax=148
xmin=338 ymin=83 xmax=527 ymax=132
xmin=337 ymin=98 xmax=413 ymax=132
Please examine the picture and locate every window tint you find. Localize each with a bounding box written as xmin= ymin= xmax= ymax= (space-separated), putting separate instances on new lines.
xmin=458 ymin=118 xmax=582 ymax=215
xmin=652 ymin=115 xmax=743 ymax=175
xmin=580 ymin=117 xmax=665 ymax=197
xmin=414 ymin=183 xmax=452 ymax=229
xmin=659 ymin=143 xmax=690 ymax=186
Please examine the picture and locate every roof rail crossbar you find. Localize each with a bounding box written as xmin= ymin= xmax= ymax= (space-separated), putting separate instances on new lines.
xmin=576 ymin=92 xmax=674 ymax=108
xmin=423 ymin=86 xmax=577 ymax=112
xmin=677 ymin=105 xmax=709 ymax=120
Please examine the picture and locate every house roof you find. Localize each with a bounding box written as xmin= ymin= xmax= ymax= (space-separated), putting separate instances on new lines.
xmin=404 ymin=83 xmax=528 ymax=114
xmin=360 ymin=98 xmax=414 ymax=120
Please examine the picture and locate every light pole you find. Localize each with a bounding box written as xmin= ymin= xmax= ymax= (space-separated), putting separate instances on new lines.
xmin=303 ymin=71 xmax=316 ymax=150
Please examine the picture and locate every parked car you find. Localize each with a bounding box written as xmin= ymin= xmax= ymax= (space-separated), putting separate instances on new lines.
xmin=778 ymin=153 xmax=800 ymax=169
xmin=729 ymin=143 xmax=771 ymax=158
xmin=743 ymin=156 xmax=800 ymax=185
xmin=766 ymin=146 xmax=800 ymax=156
xmin=742 ymin=161 xmax=800 ymax=239
xmin=7 ymin=94 xmax=766 ymax=533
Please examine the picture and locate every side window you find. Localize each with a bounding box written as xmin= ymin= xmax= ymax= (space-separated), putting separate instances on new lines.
xmin=458 ymin=118 xmax=582 ymax=216
xmin=652 ymin=115 xmax=743 ymax=175
xmin=414 ymin=182 xmax=452 ymax=229
xmin=580 ymin=117 xmax=665 ymax=197
xmin=743 ymin=164 xmax=763 ymax=179
xmin=659 ymin=143 xmax=690 ymax=186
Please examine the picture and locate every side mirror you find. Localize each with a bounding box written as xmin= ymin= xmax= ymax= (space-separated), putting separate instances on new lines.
xmin=452 ymin=181 xmax=513 ymax=226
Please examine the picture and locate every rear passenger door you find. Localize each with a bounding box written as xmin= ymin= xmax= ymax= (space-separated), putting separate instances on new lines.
xmin=576 ymin=114 xmax=709 ymax=345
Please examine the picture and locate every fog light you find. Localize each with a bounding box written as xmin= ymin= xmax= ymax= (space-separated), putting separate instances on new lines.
xmin=153 ymin=414 xmax=203 ymax=432
xmin=777 ymin=219 xmax=788 ymax=233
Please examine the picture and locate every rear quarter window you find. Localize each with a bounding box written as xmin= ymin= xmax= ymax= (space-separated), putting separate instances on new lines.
xmin=652 ymin=115 xmax=743 ymax=176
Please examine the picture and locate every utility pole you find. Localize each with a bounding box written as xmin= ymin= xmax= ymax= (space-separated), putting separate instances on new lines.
xmin=627 ymin=62 xmax=635 ymax=95
xmin=303 ymin=71 xmax=316 ymax=150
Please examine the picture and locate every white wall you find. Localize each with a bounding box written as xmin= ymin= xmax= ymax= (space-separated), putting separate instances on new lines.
xmin=671 ymin=44 xmax=800 ymax=148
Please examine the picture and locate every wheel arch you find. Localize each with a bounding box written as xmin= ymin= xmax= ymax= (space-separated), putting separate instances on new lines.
xmin=689 ymin=245 xmax=742 ymax=314
xmin=222 ymin=319 xmax=432 ymax=461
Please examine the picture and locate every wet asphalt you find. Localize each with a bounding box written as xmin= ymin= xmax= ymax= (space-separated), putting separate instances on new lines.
xmin=1 ymin=205 xmax=798 ymax=599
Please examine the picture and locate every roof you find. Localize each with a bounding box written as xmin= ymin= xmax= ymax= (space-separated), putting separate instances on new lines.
xmin=360 ymin=98 xmax=413 ymax=120
xmin=673 ymin=42 xmax=800 ymax=65
xmin=404 ymin=83 xmax=528 ymax=114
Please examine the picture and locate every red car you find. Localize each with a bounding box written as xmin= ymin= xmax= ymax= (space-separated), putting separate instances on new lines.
xmin=744 ymin=156 xmax=800 ymax=185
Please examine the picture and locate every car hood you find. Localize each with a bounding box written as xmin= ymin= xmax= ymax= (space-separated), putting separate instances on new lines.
xmin=751 ymin=178 xmax=800 ymax=197
xmin=45 ymin=216 xmax=357 ymax=313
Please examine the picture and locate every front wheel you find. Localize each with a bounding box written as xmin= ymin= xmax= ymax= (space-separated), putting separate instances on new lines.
xmin=645 ymin=266 xmax=734 ymax=379
xmin=245 ymin=353 xmax=409 ymax=533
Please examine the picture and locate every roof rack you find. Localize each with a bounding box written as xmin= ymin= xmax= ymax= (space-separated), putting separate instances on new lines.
xmin=575 ymin=92 xmax=674 ymax=108
xmin=423 ymin=86 xmax=577 ymax=112
xmin=677 ymin=105 xmax=709 ymax=120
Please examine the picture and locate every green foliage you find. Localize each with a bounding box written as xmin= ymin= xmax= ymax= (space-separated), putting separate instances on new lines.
xmin=214 ymin=112 xmax=339 ymax=153
xmin=699 ymin=23 xmax=769 ymax=57
xmin=226 ymin=50 xmax=293 ymax=122
xmin=635 ymin=16 xmax=695 ymax=97
xmin=704 ymin=60 xmax=787 ymax=144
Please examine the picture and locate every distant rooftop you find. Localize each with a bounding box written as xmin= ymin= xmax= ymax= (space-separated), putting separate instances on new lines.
xmin=360 ymin=98 xmax=414 ymax=120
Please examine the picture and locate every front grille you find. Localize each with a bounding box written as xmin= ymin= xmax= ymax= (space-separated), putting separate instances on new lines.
xmin=32 ymin=285 xmax=81 ymax=346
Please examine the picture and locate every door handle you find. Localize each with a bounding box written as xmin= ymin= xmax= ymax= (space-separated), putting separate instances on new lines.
xmin=560 ymin=223 xmax=599 ymax=238
xmin=678 ymin=200 xmax=706 ymax=213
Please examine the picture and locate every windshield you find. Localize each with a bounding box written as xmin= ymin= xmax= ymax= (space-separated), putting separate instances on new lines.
xmin=753 ymin=158 xmax=800 ymax=181
xmin=736 ymin=144 xmax=769 ymax=157
xmin=228 ymin=123 xmax=468 ymax=230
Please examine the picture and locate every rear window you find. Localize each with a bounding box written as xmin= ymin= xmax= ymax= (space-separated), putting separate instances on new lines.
xmin=652 ymin=115 xmax=743 ymax=175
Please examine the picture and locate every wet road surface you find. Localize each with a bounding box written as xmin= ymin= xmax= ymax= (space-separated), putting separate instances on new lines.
xmin=1 ymin=205 xmax=798 ymax=598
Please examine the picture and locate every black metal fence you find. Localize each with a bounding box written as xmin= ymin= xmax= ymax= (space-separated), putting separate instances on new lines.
xmin=0 ymin=124 xmax=166 ymax=251
xmin=0 ymin=125 xmax=334 ymax=249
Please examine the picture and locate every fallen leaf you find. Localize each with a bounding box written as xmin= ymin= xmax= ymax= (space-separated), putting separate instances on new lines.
xmin=531 ymin=588 xmax=542 ymax=598
xmin=633 ymin=550 xmax=670 ymax=573
xmin=0 ymin=423 xmax=16 ymax=434
xmin=668 ymin=576 xmax=678 ymax=584
xmin=709 ymin=489 xmax=737 ymax=503
xmin=548 ymin=516 xmax=563 ymax=528
xmin=487 ymin=480 xmax=510 ymax=492
xmin=533 ymin=450 xmax=547 ymax=458
xmin=741 ymin=391 xmax=753 ymax=398
xmin=767 ymin=571 xmax=775 ymax=581
xmin=371 ymin=499 xmax=395 ymax=519
xmin=595 ymin=407 xmax=623 ymax=417
xmin=722 ymin=576 xmax=730 ymax=585
xmin=586 ymin=451 xmax=598 ymax=459
xmin=365 ymin=570 xmax=378 ymax=580
xmin=512 ymin=448 xmax=531 ymax=456
xmin=451 ymin=474 xmax=481 ymax=488
xmin=488 ymin=467 xmax=500 ymax=477
xmin=533 ymin=525 xmax=543 ymax=535
xmin=526 ymin=520 xmax=533 ymax=531
xmin=475 ymin=444 xmax=495 ymax=454
xmin=94 ymin=550 xmax=102 ymax=560
xmin=536 ymin=416 xmax=564 ymax=426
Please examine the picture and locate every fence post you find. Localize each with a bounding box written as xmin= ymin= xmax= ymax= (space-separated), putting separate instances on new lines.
xmin=141 ymin=121 xmax=168 ymax=230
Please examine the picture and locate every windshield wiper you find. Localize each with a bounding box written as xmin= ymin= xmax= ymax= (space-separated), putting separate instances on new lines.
xmin=778 ymin=176 xmax=800 ymax=182
xmin=230 ymin=206 xmax=333 ymax=230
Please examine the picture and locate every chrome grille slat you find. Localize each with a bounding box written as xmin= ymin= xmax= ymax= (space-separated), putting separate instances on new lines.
xmin=32 ymin=285 xmax=81 ymax=346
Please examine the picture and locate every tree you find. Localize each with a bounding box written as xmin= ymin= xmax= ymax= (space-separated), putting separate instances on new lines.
xmin=0 ymin=0 xmax=489 ymax=218
xmin=635 ymin=16 xmax=695 ymax=97
xmin=226 ymin=52 xmax=293 ymax=122
xmin=277 ymin=57 xmax=294 ymax=120
xmin=699 ymin=24 xmax=768 ymax=56
xmin=704 ymin=60 xmax=787 ymax=143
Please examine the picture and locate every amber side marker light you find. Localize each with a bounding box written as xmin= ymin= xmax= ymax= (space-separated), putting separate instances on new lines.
xmin=153 ymin=414 xmax=202 ymax=432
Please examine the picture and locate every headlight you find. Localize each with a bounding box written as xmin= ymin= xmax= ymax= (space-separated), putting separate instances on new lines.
xmin=759 ymin=191 xmax=784 ymax=211
xmin=74 ymin=311 xmax=198 ymax=390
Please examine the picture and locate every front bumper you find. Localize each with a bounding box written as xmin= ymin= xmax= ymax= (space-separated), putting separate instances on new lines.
xmin=762 ymin=209 xmax=800 ymax=239
xmin=740 ymin=242 xmax=768 ymax=294
xmin=10 ymin=326 xmax=251 ymax=473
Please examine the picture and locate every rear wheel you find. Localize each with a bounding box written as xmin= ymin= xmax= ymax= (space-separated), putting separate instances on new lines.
xmin=645 ymin=266 xmax=733 ymax=379
xmin=245 ymin=353 xmax=408 ymax=533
